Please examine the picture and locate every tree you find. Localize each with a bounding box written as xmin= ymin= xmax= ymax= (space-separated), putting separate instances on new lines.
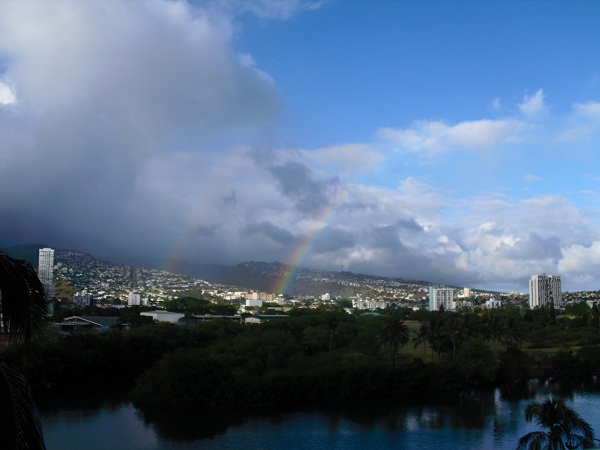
xmin=443 ymin=314 xmax=466 ymax=360
xmin=379 ymin=314 xmax=409 ymax=369
xmin=0 ymin=251 xmax=48 ymax=449
xmin=485 ymin=313 xmax=507 ymax=349
xmin=324 ymin=312 xmax=341 ymax=352
xmin=427 ymin=315 xmax=447 ymax=363
xmin=517 ymin=397 xmax=596 ymax=450
xmin=413 ymin=322 xmax=430 ymax=358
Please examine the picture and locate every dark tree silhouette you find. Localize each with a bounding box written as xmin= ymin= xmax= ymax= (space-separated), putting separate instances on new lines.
xmin=413 ymin=322 xmax=430 ymax=358
xmin=517 ymin=397 xmax=595 ymax=450
xmin=0 ymin=251 xmax=48 ymax=449
xmin=379 ymin=314 xmax=409 ymax=369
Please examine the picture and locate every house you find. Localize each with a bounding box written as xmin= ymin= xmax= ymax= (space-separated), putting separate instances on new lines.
xmin=54 ymin=316 xmax=120 ymax=333
xmin=244 ymin=314 xmax=290 ymax=325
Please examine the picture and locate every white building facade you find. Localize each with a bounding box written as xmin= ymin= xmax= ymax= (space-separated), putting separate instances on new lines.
xmin=38 ymin=247 xmax=55 ymax=300
xmin=529 ymin=274 xmax=562 ymax=308
xmin=128 ymin=291 xmax=141 ymax=306
xmin=352 ymin=300 xmax=391 ymax=310
xmin=429 ymin=287 xmax=455 ymax=311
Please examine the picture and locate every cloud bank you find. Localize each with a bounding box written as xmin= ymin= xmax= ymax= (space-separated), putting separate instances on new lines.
xmin=1 ymin=0 xmax=600 ymax=292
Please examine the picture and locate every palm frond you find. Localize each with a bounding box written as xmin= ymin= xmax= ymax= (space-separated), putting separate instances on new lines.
xmin=517 ymin=431 xmax=548 ymax=450
xmin=0 ymin=251 xmax=48 ymax=350
xmin=0 ymin=362 xmax=47 ymax=449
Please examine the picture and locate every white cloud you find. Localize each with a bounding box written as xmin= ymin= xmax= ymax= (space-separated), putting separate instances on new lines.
xmin=556 ymin=101 xmax=600 ymax=142
xmin=300 ymin=143 xmax=383 ymax=176
xmin=0 ymin=82 xmax=16 ymax=105
xmin=523 ymin=174 xmax=541 ymax=182
xmin=559 ymin=242 xmax=600 ymax=274
xmin=212 ymin=0 xmax=325 ymax=19
xmin=2 ymin=1 xmax=600 ymax=292
xmin=0 ymin=0 xmax=282 ymax=258
xmin=573 ymin=101 xmax=600 ymax=119
xmin=519 ymin=88 xmax=547 ymax=117
xmin=378 ymin=118 xmax=524 ymax=155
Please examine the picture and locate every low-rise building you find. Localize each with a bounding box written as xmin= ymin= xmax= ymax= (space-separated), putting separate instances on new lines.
xmin=352 ymin=300 xmax=391 ymax=310
xmin=53 ymin=316 xmax=119 ymax=333
xmin=244 ymin=315 xmax=289 ymax=325
xmin=140 ymin=310 xmax=184 ymax=323
xmin=484 ymin=298 xmax=502 ymax=309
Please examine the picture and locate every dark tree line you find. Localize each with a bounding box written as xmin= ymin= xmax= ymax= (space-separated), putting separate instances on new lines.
xmin=5 ymin=302 xmax=597 ymax=411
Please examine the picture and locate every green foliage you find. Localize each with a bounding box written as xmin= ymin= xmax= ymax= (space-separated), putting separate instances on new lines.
xmin=578 ymin=345 xmax=600 ymax=376
xmin=161 ymin=296 xmax=238 ymax=316
xmin=379 ymin=314 xmax=410 ymax=369
xmin=131 ymin=348 xmax=235 ymax=409
xmin=161 ymin=297 xmax=210 ymax=313
xmin=13 ymin=298 xmax=600 ymax=413
xmin=118 ymin=307 xmax=154 ymax=327
xmin=352 ymin=316 xmax=383 ymax=356
xmin=452 ymin=338 xmax=497 ymax=385
xmin=497 ymin=347 xmax=530 ymax=383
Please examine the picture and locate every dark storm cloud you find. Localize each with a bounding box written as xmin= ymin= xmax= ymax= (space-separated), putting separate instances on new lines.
xmin=396 ymin=218 xmax=424 ymax=233
xmin=267 ymin=161 xmax=334 ymax=215
xmin=312 ymin=227 xmax=356 ymax=253
xmin=502 ymin=233 xmax=561 ymax=261
xmin=242 ymin=222 xmax=298 ymax=246
xmin=0 ymin=0 xmax=280 ymax=262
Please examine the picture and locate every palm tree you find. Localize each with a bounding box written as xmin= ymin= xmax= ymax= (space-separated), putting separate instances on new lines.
xmin=324 ymin=312 xmax=340 ymax=352
xmin=0 ymin=251 xmax=48 ymax=449
xmin=443 ymin=314 xmax=465 ymax=361
xmin=379 ymin=314 xmax=410 ymax=369
xmin=427 ymin=315 xmax=447 ymax=363
xmin=413 ymin=321 xmax=430 ymax=358
xmin=517 ymin=397 xmax=596 ymax=450
xmin=484 ymin=314 xmax=506 ymax=349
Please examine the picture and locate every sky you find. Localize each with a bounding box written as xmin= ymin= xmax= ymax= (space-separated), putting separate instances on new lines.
xmin=1 ymin=0 xmax=600 ymax=293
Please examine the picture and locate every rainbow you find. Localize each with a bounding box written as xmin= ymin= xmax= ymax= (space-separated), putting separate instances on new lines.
xmin=272 ymin=190 xmax=345 ymax=295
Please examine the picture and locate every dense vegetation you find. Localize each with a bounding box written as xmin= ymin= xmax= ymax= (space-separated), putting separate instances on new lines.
xmin=7 ymin=303 xmax=600 ymax=410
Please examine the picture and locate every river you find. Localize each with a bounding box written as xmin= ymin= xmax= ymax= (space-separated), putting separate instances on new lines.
xmin=37 ymin=379 xmax=600 ymax=449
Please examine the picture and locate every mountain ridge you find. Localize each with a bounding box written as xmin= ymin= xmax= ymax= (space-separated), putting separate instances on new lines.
xmin=1 ymin=244 xmax=438 ymax=298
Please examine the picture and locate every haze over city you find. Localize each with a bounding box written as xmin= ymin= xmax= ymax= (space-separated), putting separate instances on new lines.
xmin=1 ymin=0 xmax=599 ymax=292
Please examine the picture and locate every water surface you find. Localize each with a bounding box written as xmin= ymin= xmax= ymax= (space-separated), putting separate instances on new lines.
xmin=37 ymin=379 xmax=600 ymax=450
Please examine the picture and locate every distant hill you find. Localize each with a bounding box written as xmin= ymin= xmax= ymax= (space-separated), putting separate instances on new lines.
xmin=2 ymin=244 xmax=436 ymax=298
xmin=154 ymin=259 xmax=432 ymax=297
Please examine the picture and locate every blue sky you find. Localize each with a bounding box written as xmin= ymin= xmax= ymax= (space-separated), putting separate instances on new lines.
xmin=1 ymin=0 xmax=600 ymax=292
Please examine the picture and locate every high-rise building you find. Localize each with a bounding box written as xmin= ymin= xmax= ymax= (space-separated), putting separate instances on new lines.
xmin=529 ymin=274 xmax=562 ymax=308
xmin=429 ymin=286 xmax=455 ymax=311
xmin=127 ymin=291 xmax=141 ymax=306
xmin=38 ymin=247 xmax=54 ymax=300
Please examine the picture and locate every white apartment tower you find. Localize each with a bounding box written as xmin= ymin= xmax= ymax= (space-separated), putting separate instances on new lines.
xmin=429 ymin=286 xmax=455 ymax=311
xmin=127 ymin=291 xmax=141 ymax=306
xmin=38 ymin=247 xmax=55 ymax=300
xmin=529 ymin=274 xmax=562 ymax=308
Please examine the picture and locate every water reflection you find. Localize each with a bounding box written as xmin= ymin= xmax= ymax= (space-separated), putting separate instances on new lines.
xmin=136 ymin=406 xmax=244 ymax=442
xmin=38 ymin=378 xmax=600 ymax=450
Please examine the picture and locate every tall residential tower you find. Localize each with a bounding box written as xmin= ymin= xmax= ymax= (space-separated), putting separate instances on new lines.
xmin=429 ymin=286 xmax=455 ymax=311
xmin=529 ymin=273 xmax=561 ymax=308
xmin=38 ymin=247 xmax=55 ymax=300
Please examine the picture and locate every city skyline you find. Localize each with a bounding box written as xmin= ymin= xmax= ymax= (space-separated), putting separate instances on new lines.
xmin=1 ymin=1 xmax=600 ymax=292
